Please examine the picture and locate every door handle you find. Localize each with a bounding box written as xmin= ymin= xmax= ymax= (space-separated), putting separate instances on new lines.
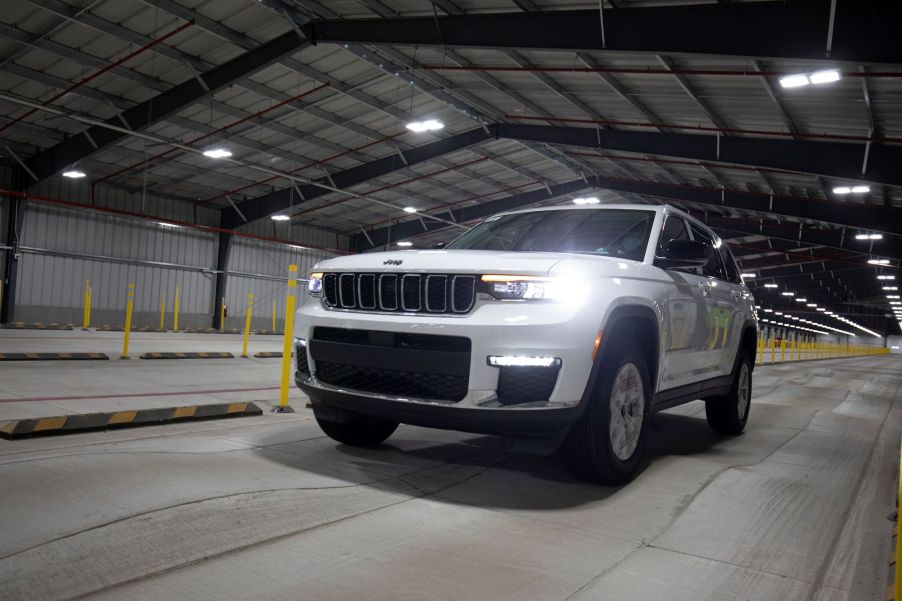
xmin=697 ymin=282 xmax=710 ymax=296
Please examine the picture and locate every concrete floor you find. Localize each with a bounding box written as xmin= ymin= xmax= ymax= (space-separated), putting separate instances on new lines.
xmin=0 ymin=332 xmax=899 ymax=601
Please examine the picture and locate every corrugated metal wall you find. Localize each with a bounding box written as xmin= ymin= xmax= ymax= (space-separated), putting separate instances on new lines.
xmin=225 ymin=237 xmax=335 ymax=331
xmin=5 ymin=177 xmax=346 ymax=328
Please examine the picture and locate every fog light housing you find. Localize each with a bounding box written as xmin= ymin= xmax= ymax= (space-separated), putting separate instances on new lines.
xmin=487 ymin=355 xmax=561 ymax=367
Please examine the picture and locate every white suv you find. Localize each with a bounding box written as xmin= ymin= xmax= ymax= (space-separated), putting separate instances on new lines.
xmin=295 ymin=204 xmax=757 ymax=484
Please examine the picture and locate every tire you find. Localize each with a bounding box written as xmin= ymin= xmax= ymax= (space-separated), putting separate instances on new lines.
xmin=315 ymin=412 xmax=398 ymax=447
xmin=705 ymin=349 xmax=752 ymax=435
xmin=564 ymin=339 xmax=651 ymax=485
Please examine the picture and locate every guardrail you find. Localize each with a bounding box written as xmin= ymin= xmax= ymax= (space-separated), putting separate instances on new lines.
xmin=756 ymin=337 xmax=889 ymax=365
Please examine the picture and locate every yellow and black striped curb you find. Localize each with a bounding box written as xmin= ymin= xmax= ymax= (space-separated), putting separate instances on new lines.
xmin=0 ymin=352 xmax=109 ymax=361
xmin=0 ymin=322 xmax=74 ymax=330
xmin=140 ymin=352 xmax=234 ymax=359
xmin=0 ymin=402 xmax=263 ymax=439
xmin=253 ymin=352 xmax=283 ymax=358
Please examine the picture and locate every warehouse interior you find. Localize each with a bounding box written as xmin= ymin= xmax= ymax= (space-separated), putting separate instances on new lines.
xmin=0 ymin=1 xmax=900 ymax=600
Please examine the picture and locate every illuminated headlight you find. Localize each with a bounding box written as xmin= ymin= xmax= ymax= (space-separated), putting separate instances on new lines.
xmin=481 ymin=275 xmax=583 ymax=301
xmin=488 ymin=355 xmax=561 ymax=367
xmin=307 ymin=272 xmax=323 ymax=295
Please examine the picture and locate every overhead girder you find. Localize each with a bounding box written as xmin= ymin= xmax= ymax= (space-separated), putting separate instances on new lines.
xmin=221 ymin=127 xmax=496 ymax=229
xmin=301 ymin=2 xmax=902 ymax=64
xmin=21 ymin=30 xmax=308 ymax=185
xmin=496 ymin=123 xmax=902 ymax=189
xmin=349 ymin=178 xmax=594 ymax=251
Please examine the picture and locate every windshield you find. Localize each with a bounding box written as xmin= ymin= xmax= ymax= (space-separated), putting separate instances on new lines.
xmin=446 ymin=209 xmax=655 ymax=261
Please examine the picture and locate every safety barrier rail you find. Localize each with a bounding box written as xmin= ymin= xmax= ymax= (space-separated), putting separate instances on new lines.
xmin=755 ymin=336 xmax=890 ymax=365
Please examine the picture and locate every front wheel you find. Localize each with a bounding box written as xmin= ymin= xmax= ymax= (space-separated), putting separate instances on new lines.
xmin=564 ymin=339 xmax=651 ymax=484
xmin=705 ymin=350 xmax=752 ymax=435
xmin=315 ymin=412 xmax=398 ymax=447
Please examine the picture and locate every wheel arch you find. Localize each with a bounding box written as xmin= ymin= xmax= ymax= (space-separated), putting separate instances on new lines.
xmin=598 ymin=305 xmax=661 ymax=393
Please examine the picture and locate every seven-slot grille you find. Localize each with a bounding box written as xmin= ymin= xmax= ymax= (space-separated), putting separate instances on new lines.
xmin=322 ymin=273 xmax=476 ymax=315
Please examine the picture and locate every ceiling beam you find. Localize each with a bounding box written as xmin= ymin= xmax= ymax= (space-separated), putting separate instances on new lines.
xmin=222 ymin=127 xmax=495 ymax=228
xmin=496 ymin=123 xmax=902 ymax=187
xmin=350 ymin=178 xmax=593 ymax=250
xmin=302 ymin=3 xmax=902 ymax=64
xmin=21 ymin=30 xmax=307 ymax=185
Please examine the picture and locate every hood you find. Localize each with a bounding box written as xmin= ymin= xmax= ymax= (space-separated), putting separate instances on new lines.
xmin=313 ymin=249 xmax=591 ymax=276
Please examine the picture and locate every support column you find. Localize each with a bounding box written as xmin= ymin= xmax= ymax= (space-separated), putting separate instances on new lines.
xmin=212 ymin=232 xmax=232 ymax=329
xmin=1 ymin=169 xmax=26 ymax=324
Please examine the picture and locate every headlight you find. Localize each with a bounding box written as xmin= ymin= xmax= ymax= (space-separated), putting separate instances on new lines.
xmin=480 ymin=275 xmax=583 ymax=301
xmin=307 ymin=272 xmax=323 ymax=295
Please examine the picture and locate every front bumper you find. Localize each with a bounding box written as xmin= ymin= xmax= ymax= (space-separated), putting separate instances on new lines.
xmin=298 ymin=374 xmax=584 ymax=435
xmin=296 ymin=295 xmax=601 ymax=406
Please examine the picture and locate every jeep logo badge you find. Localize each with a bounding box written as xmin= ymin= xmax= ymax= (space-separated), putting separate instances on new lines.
xmin=383 ymin=259 xmax=403 ymax=266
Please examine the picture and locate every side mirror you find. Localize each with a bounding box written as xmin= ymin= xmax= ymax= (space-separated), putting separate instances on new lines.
xmin=430 ymin=242 xmax=447 ymax=249
xmin=656 ymin=239 xmax=709 ymax=270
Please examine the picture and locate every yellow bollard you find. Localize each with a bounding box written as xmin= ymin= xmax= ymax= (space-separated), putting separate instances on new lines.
xmin=770 ymin=337 xmax=776 ymax=363
xmin=275 ymin=265 xmax=298 ymax=413
xmin=219 ymin=296 xmax=226 ymax=332
xmin=121 ymin=284 xmax=135 ymax=360
xmin=159 ymin=294 xmax=166 ymax=331
xmin=82 ymin=280 xmax=90 ymax=330
xmin=895 ymin=434 xmax=902 ymax=601
xmin=241 ymin=293 xmax=254 ymax=358
xmin=173 ymin=287 xmax=180 ymax=332
xmin=780 ymin=338 xmax=786 ymax=362
xmin=757 ymin=335 xmax=764 ymax=365
xmin=272 ymin=299 xmax=277 ymax=333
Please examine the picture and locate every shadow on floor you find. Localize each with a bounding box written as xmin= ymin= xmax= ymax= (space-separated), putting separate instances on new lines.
xmin=255 ymin=409 xmax=729 ymax=511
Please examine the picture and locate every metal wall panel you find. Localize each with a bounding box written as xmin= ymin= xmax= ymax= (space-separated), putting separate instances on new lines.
xmin=30 ymin=178 xmax=220 ymax=227
xmin=224 ymin=236 xmax=338 ymax=330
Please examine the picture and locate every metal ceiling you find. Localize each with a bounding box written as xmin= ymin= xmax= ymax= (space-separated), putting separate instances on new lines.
xmin=1 ymin=0 xmax=901 ymax=334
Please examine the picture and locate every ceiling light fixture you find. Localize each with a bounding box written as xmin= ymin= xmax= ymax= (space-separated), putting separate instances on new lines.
xmin=572 ymin=196 xmax=601 ymax=205
xmin=868 ymin=259 xmax=890 ymax=265
xmin=396 ymin=241 xmax=413 ymax=247
xmin=271 ymin=214 xmax=290 ymax=221
xmin=851 ymin=185 xmax=870 ymax=194
xmin=779 ymin=74 xmax=810 ymax=88
xmin=855 ymin=233 xmax=883 ymax=240
xmin=403 ymin=207 xmax=418 ymax=214
xmin=405 ymin=119 xmax=444 ymax=133
xmin=809 ymin=69 xmax=841 ymax=84
xmin=741 ymin=273 xmax=756 ymax=278
xmin=832 ymin=186 xmax=852 ymax=195
xmin=62 ymin=169 xmax=86 ymax=178
xmin=764 ymin=283 xmax=778 ymax=288
xmin=203 ymin=148 xmax=232 ymax=159
xmin=878 ymin=275 xmax=896 ymax=280
xmin=795 ymin=298 xmax=807 ymax=302
xmin=782 ymin=292 xmax=795 ymax=296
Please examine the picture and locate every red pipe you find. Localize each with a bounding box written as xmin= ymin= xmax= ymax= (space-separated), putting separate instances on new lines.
xmin=289 ymin=156 xmax=490 ymax=220
xmin=0 ymin=188 xmax=351 ymax=255
xmin=505 ymin=114 xmax=902 ymax=145
xmin=92 ymin=82 xmax=332 ymax=188
xmin=423 ymin=65 xmax=902 ymax=78
xmin=0 ymin=20 xmax=195 ymax=135
xmin=198 ymin=131 xmax=405 ymax=206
